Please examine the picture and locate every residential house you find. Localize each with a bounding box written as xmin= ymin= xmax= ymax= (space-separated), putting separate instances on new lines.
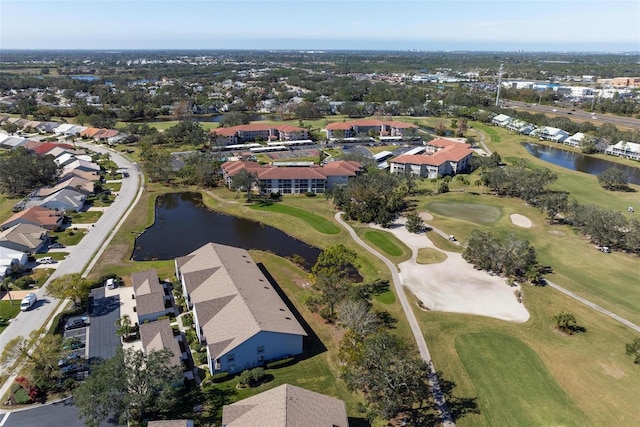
xmin=139 ymin=318 xmax=185 ymax=369
xmin=59 ymin=168 xmax=102 ymax=182
xmin=532 ymin=126 xmax=569 ymax=143
xmin=0 ymin=247 xmax=28 ymax=282
xmin=62 ymin=159 xmax=101 ymax=175
xmin=0 ymin=134 xmax=27 ymax=150
xmin=505 ymin=119 xmax=536 ymax=135
xmin=491 ymin=114 xmax=513 ymax=127
xmin=221 ymin=160 xmax=361 ymax=195
xmin=0 ymin=223 xmax=49 ymax=253
xmin=211 ymin=124 xmax=308 ymax=145
xmin=325 ymin=119 xmax=417 ymax=140
xmin=605 ymin=141 xmax=640 ymax=161
xmin=564 ymin=132 xmax=586 ymax=148
xmin=0 ymin=206 xmax=64 ymax=231
xmin=30 ymin=187 xmax=86 ymax=212
xmin=389 ymin=139 xmax=474 ymax=178
xmin=221 ymin=384 xmax=348 ymax=427
xmin=54 ymin=124 xmax=86 ymax=136
xmin=32 ymin=176 xmax=95 ymax=198
xmin=132 ymin=269 xmax=174 ymax=324
xmin=175 ymin=243 xmax=307 ymax=375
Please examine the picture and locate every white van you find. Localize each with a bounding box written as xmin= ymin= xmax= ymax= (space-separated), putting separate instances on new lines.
xmin=37 ymin=257 xmax=54 ymax=264
xmin=20 ymin=293 xmax=37 ymax=311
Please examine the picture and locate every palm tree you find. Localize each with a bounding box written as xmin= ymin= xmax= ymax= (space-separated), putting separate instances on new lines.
xmin=552 ymin=311 xmax=576 ymax=333
xmin=115 ymin=314 xmax=135 ymax=341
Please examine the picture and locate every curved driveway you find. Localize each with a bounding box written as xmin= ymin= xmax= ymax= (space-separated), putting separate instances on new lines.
xmin=0 ymin=143 xmax=142 ymax=392
xmin=334 ymin=213 xmax=455 ymax=426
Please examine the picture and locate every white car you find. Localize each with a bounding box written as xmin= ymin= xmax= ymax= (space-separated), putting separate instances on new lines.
xmin=37 ymin=256 xmax=54 ymax=264
xmin=20 ymin=293 xmax=37 ymax=311
xmin=105 ymin=278 xmax=118 ymax=290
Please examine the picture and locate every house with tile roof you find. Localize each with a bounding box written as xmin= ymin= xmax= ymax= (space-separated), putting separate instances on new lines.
xmin=389 ymin=139 xmax=474 ymax=178
xmin=211 ymin=124 xmax=308 ymax=145
xmin=27 ymin=187 xmax=86 ymax=213
xmin=139 ymin=318 xmax=185 ymax=369
xmin=221 ymin=384 xmax=348 ymax=427
xmin=32 ymin=176 xmax=95 ymax=198
xmin=0 ymin=206 xmax=64 ymax=231
xmin=325 ymin=119 xmax=417 ymax=140
xmin=62 ymin=159 xmax=101 ymax=175
xmin=175 ymin=243 xmax=307 ymax=375
xmin=0 ymin=247 xmax=28 ymax=282
xmin=0 ymin=223 xmax=49 ymax=253
xmin=221 ymin=160 xmax=361 ymax=195
xmin=132 ymin=269 xmax=175 ymax=324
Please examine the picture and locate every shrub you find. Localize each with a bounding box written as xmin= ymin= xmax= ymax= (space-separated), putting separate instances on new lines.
xmin=305 ymin=191 xmax=317 ymax=197
xmin=181 ymin=313 xmax=193 ymax=328
xmin=14 ymin=277 xmax=36 ymax=289
xmin=239 ymin=367 xmax=266 ymax=387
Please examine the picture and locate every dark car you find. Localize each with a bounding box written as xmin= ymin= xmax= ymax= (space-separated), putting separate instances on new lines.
xmin=58 ymin=353 xmax=84 ymax=368
xmin=64 ymin=317 xmax=89 ymax=330
xmin=49 ymin=243 xmax=66 ymax=249
xmin=61 ymin=363 xmax=86 ymax=377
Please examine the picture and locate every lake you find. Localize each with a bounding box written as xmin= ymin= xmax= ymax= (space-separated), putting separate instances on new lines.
xmin=132 ymin=192 xmax=320 ymax=268
xmin=522 ymin=142 xmax=640 ymax=185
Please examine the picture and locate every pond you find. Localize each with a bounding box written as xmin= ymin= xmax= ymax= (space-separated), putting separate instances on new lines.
xmin=522 ymin=142 xmax=640 ymax=185
xmin=131 ymin=192 xmax=320 ymax=269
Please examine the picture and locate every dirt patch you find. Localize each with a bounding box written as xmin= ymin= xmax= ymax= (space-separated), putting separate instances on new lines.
xmin=600 ymin=361 xmax=626 ymax=379
xmin=418 ymin=211 xmax=433 ymax=221
xmin=295 ymin=278 xmax=311 ymax=288
xmin=548 ymin=230 xmax=566 ymax=236
xmin=510 ymin=214 xmax=533 ymax=228
xmin=1 ymin=290 xmax=33 ymax=301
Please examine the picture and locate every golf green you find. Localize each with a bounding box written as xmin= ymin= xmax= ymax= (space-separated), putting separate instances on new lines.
xmin=428 ymin=202 xmax=501 ymax=224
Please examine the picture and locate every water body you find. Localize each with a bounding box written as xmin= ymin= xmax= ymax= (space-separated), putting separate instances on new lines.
xmin=522 ymin=142 xmax=640 ymax=185
xmin=132 ymin=192 xmax=320 ymax=268
xmin=69 ymin=75 xmax=100 ymax=81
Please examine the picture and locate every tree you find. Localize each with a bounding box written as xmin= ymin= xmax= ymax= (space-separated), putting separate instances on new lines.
xmin=434 ymin=122 xmax=447 ymax=136
xmin=0 ymin=329 xmax=62 ymax=392
xmin=231 ymin=169 xmax=259 ymax=199
xmin=220 ymin=111 xmax=250 ymax=127
xmin=46 ymin=273 xmax=91 ymax=308
xmin=342 ymin=331 xmax=433 ymax=420
xmin=115 ymin=314 xmax=136 ymax=341
xmin=309 ymin=245 xmax=359 ymax=320
xmin=336 ymin=299 xmax=379 ymax=338
xmin=74 ymin=348 xmax=183 ymax=427
xmin=405 ymin=211 xmax=425 ymax=233
xmin=552 ymin=311 xmax=577 ymax=333
xmin=164 ymin=120 xmax=207 ymax=146
xmin=538 ymin=191 xmax=569 ymax=222
xmin=455 ymin=118 xmax=468 ymax=137
xmin=625 ymin=338 xmax=640 ymax=364
xmin=579 ymin=134 xmax=598 ymax=154
xmin=597 ymin=167 xmax=629 ymax=191
xmin=0 ymin=147 xmax=60 ymax=196
xmin=142 ymin=147 xmax=174 ymax=183
xmin=455 ymin=175 xmax=470 ymax=192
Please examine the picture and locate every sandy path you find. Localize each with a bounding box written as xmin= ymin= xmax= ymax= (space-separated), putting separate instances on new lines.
xmin=371 ymin=218 xmax=530 ymax=323
xmin=510 ymin=213 xmax=533 ymax=228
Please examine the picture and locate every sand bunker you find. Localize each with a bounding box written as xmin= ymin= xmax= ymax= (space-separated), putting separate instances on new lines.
xmin=510 ymin=214 xmax=532 ymax=228
xmin=419 ymin=212 xmax=433 ymax=221
xmin=369 ymin=219 xmax=530 ymax=323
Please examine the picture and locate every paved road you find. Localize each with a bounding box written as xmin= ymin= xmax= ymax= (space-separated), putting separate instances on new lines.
xmin=0 ymin=397 xmax=120 ymax=427
xmin=87 ymin=288 xmax=121 ymax=361
xmin=334 ymin=213 xmax=455 ymax=426
xmin=0 ymin=143 xmax=141 ymax=400
xmin=503 ymin=100 xmax=640 ymax=130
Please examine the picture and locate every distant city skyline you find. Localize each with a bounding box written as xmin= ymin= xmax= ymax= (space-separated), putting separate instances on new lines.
xmin=1 ymin=0 xmax=639 ymax=52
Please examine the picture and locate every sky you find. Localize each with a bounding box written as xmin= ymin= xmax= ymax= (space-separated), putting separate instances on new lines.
xmin=1 ymin=0 xmax=639 ymax=51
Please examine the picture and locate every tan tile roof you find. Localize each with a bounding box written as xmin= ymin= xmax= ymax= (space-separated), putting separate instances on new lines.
xmin=222 ymin=161 xmax=361 ymax=180
xmin=212 ymin=124 xmax=305 ymax=136
xmin=257 ymin=167 xmax=327 ymax=180
xmin=131 ymin=269 xmax=167 ymax=318
xmin=221 ymin=384 xmax=348 ymax=427
xmin=35 ymin=176 xmax=95 ymax=197
xmin=326 ymin=118 xmax=417 ymax=130
xmin=0 ymin=206 xmax=63 ymax=230
xmin=139 ymin=318 xmax=182 ymax=368
xmin=391 ymin=143 xmax=473 ymax=166
xmin=176 ymin=243 xmax=307 ymax=360
xmin=0 ymin=223 xmax=47 ymax=250
xmin=60 ymin=169 xmax=101 ymax=182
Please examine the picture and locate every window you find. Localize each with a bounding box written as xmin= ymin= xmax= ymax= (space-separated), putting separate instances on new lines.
xmin=258 ymin=355 xmax=264 ymax=362
xmin=227 ymin=354 xmax=235 ymax=362
xmin=257 ymin=346 xmax=264 ymax=353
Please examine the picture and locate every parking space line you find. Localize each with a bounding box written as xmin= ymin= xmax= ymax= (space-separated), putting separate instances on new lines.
xmin=0 ymin=412 xmax=10 ymax=426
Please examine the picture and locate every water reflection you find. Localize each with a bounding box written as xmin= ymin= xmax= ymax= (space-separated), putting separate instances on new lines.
xmin=132 ymin=192 xmax=320 ymax=269
xmin=522 ymin=142 xmax=640 ymax=185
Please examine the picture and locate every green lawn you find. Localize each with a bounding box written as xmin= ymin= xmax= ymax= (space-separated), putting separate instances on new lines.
xmin=455 ymin=332 xmax=591 ymax=427
xmin=428 ymin=201 xmax=502 ymax=224
xmin=251 ymin=203 xmax=341 ymax=235
xmin=473 ymin=123 xmax=502 ymax=143
xmin=416 ymin=248 xmax=447 ymax=264
xmin=0 ymin=301 xmax=21 ymax=333
xmin=352 ymin=228 xmax=411 ymax=265
xmin=51 ymin=228 xmax=87 ymax=246
xmin=68 ymin=211 xmax=103 ymax=224
xmin=425 ymin=230 xmax=464 ymax=253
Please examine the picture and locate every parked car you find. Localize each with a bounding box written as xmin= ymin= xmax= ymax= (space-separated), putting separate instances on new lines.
xmin=61 ymin=363 xmax=86 ymax=377
xmin=37 ymin=256 xmax=54 ymax=264
xmin=49 ymin=243 xmax=66 ymax=249
xmin=58 ymin=353 xmax=84 ymax=368
xmin=448 ymin=235 xmax=457 ymax=242
xmin=105 ymin=278 xmax=118 ymax=290
xmin=20 ymin=293 xmax=37 ymax=311
xmin=65 ymin=317 xmax=89 ymax=330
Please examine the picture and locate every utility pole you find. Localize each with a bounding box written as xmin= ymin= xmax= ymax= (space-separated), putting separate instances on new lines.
xmin=495 ymin=63 xmax=504 ymax=107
